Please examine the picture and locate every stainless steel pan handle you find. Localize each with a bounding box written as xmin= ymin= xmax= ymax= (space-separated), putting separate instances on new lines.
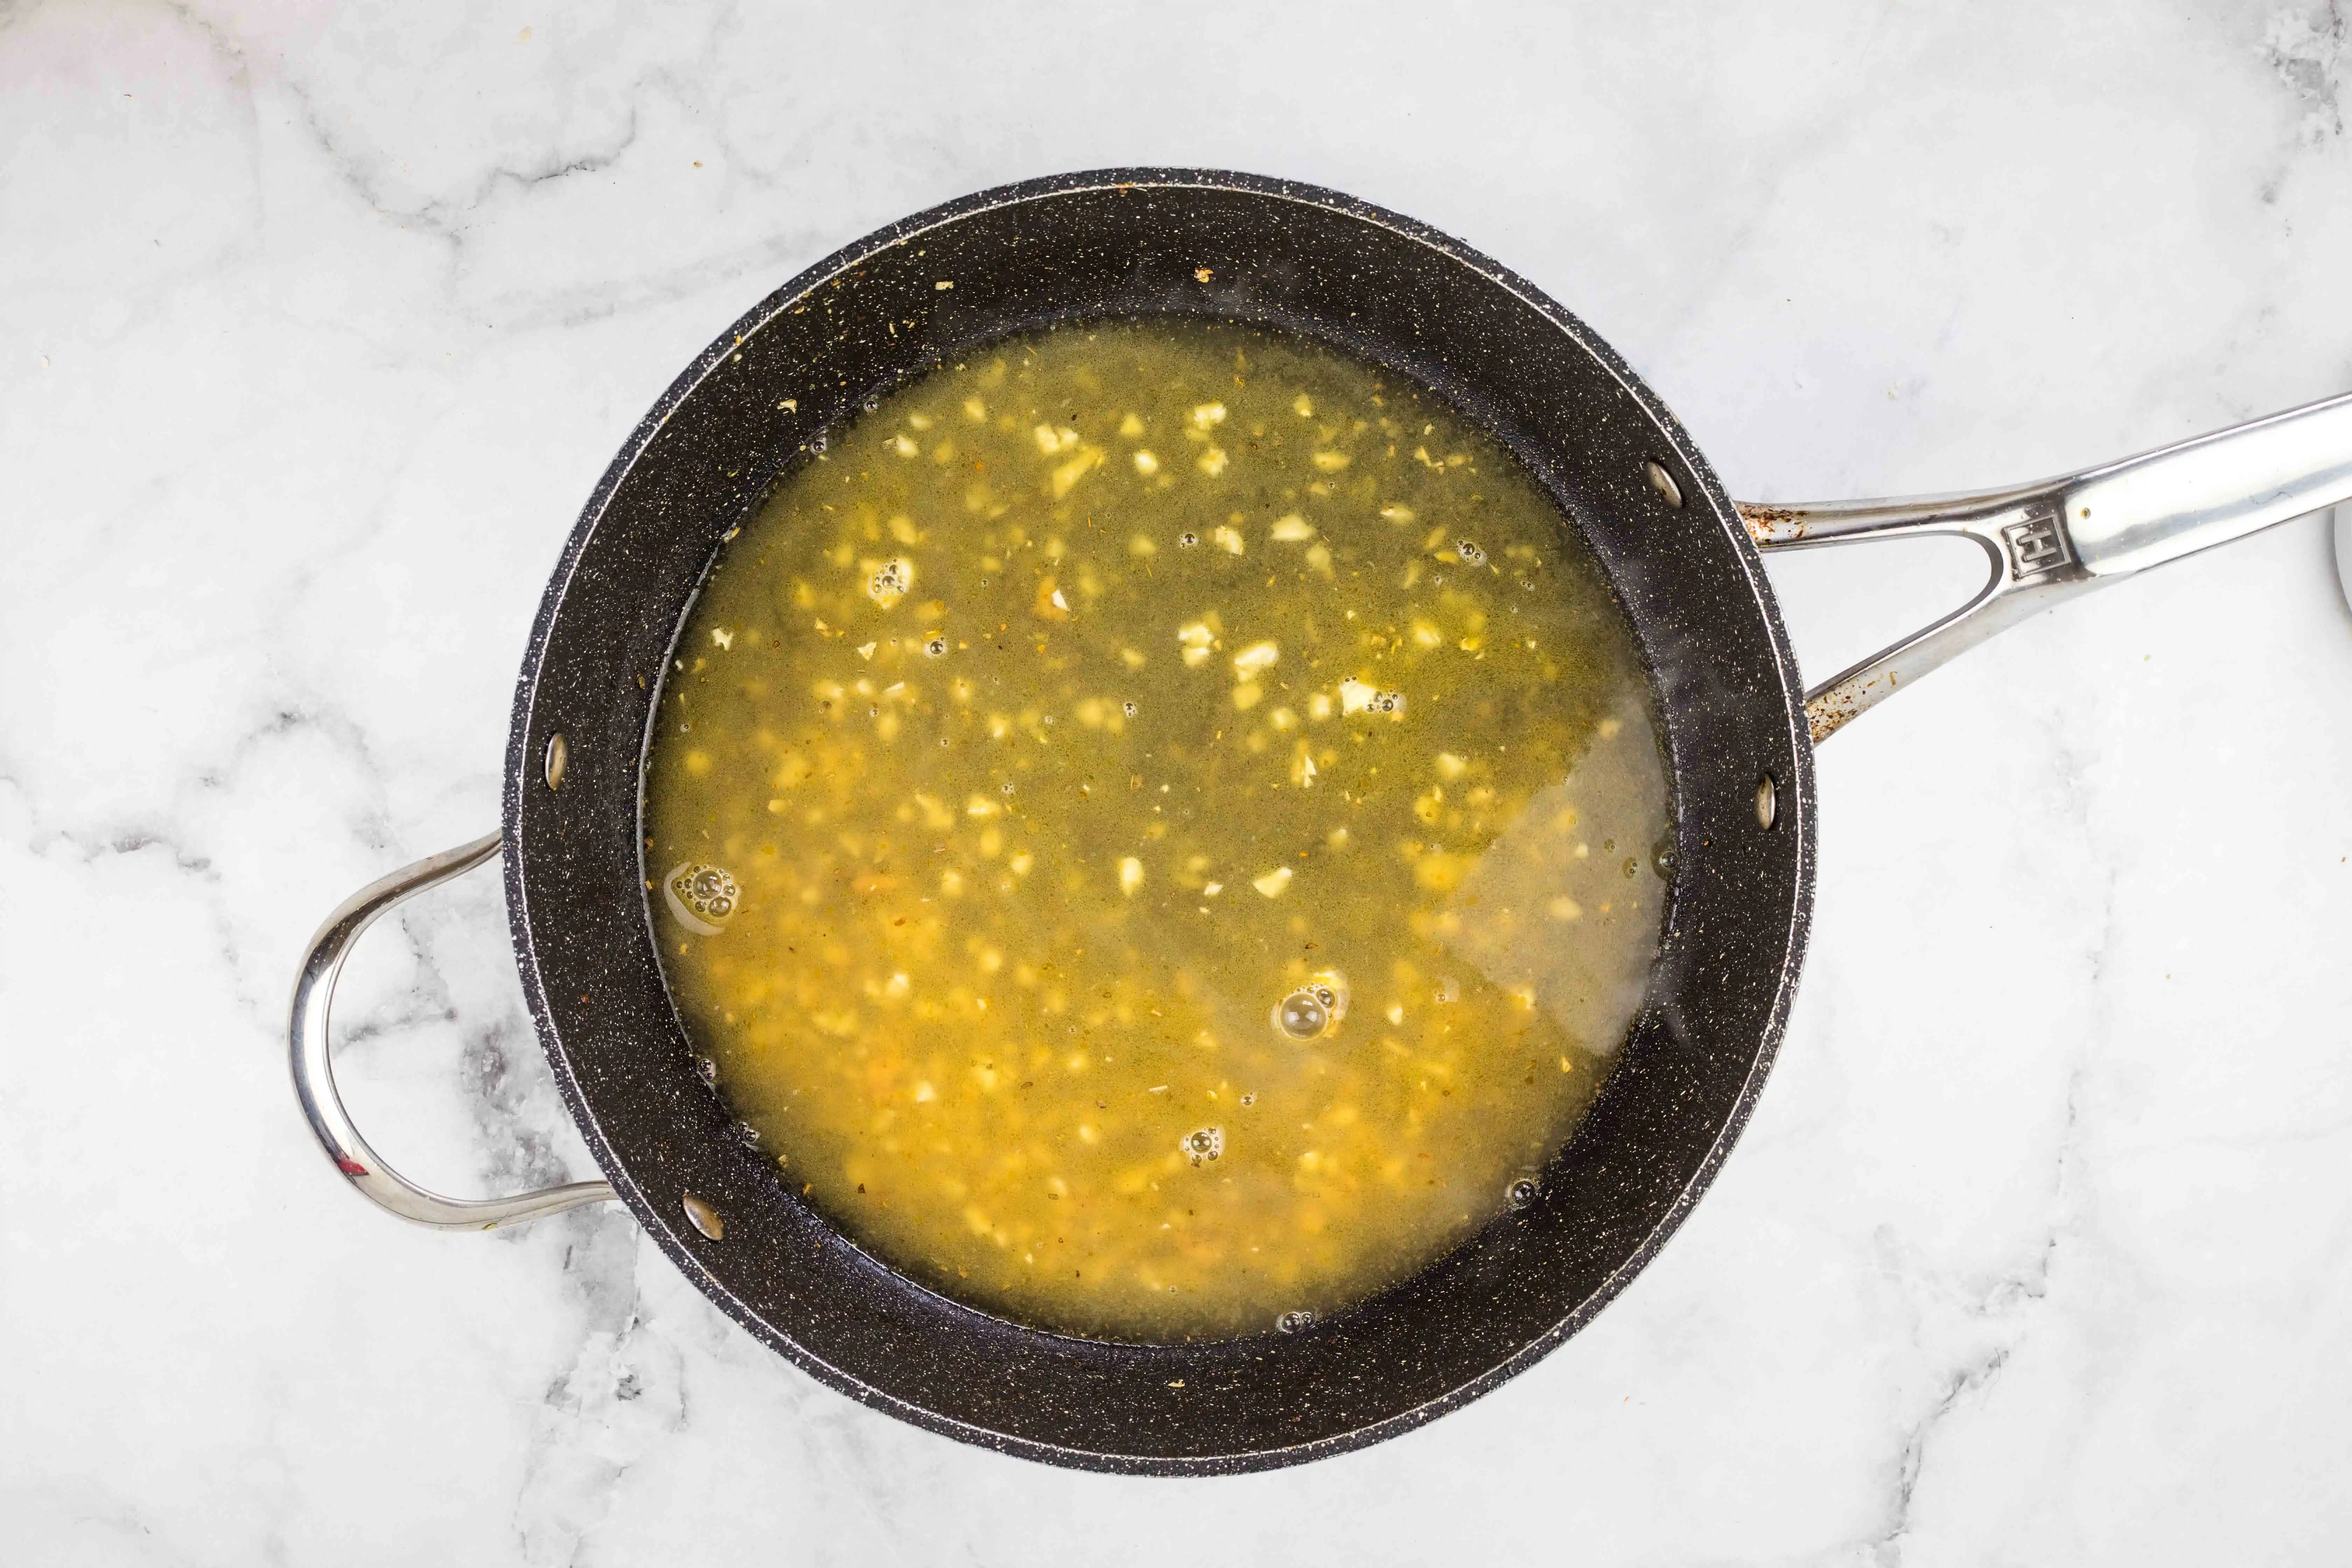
xmin=1736 ymin=391 xmax=2352 ymax=742
xmin=288 ymin=832 xmax=617 ymax=1229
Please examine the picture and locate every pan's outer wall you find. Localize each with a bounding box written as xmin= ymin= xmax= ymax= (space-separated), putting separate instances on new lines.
xmin=501 ymin=170 xmax=1814 ymax=1474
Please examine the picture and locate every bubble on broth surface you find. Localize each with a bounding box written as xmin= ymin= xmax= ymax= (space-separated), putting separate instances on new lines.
xmin=1273 ymin=992 xmax=1327 ymax=1040
xmin=664 ymin=862 xmax=739 ymax=936
xmin=1456 ymin=539 xmax=1486 ymax=566
xmin=1272 ymin=969 xmax=1350 ymax=1040
xmin=924 ymin=636 xmax=947 ymax=657
xmin=1339 ymin=678 xmax=1406 ymax=718
xmin=1181 ymin=1126 xmax=1224 ymax=1165
xmin=1309 ymin=972 xmax=1348 ymax=1017
xmin=1276 ymin=1310 xmax=1316 ymax=1334
xmin=867 ymin=559 xmax=913 ymax=609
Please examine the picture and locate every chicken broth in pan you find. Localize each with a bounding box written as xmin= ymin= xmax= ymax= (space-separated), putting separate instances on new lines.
xmin=644 ymin=319 xmax=1671 ymax=1342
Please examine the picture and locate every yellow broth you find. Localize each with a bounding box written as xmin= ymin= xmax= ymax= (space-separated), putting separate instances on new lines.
xmin=644 ymin=319 xmax=1671 ymax=1342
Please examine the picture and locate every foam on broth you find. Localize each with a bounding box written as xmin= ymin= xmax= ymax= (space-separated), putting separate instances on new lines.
xmin=643 ymin=319 xmax=1670 ymax=1342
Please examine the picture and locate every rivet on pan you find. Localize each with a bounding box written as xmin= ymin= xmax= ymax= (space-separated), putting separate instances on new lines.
xmin=682 ymin=1191 xmax=724 ymax=1241
xmin=544 ymin=732 xmax=569 ymax=792
xmin=1644 ymin=460 xmax=1684 ymax=509
xmin=1755 ymin=773 xmax=1779 ymax=830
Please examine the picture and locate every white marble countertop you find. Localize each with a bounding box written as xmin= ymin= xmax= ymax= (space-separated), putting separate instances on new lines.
xmin=6 ymin=3 xmax=2350 ymax=1562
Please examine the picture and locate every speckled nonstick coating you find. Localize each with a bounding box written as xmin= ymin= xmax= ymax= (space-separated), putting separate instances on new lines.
xmin=500 ymin=169 xmax=1814 ymax=1473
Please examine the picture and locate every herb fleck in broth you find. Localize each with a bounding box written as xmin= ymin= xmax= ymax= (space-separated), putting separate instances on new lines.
xmin=645 ymin=319 xmax=1671 ymax=1342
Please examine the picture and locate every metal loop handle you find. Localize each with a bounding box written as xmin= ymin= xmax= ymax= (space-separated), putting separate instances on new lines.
xmin=1738 ymin=390 xmax=2352 ymax=743
xmin=288 ymin=832 xmax=617 ymax=1230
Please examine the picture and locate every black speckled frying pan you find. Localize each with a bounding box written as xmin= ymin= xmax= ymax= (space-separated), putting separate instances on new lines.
xmin=290 ymin=170 xmax=2352 ymax=1474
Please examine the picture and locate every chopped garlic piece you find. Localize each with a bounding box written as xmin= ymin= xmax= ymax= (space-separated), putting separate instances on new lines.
xmin=1269 ymin=514 xmax=1314 ymax=542
xmin=1119 ymin=857 xmax=1144 ymax=895
xmin=1252 ymin=867 xmax=1293 ymax=897
xmin=1191 ymin=401 xmax=1227 ymax=428
xmin=1231 ymin=640 xmax=1280 ymax=676
xmin=1211 ymin=524 xmax=1244 ymax=553
xmin=1051 ymin=448 xmax=1103 ymax=497
xmin=1178 ymin=621 xmax=1215 ymax=667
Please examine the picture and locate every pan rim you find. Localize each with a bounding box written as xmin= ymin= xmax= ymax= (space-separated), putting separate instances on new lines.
xmin=501 ymin=166 xmax=1817 ymax=1474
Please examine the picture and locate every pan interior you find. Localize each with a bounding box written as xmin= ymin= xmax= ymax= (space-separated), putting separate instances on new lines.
xmin=506 ymin=171 xmax=1810 ymax=1471
xmin=640 ymin=314 xmax=1675 ymax=1346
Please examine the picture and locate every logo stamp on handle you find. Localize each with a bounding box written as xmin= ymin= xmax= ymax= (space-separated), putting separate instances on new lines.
xmin=2001 ymin=509 xmax=2075 ymax=578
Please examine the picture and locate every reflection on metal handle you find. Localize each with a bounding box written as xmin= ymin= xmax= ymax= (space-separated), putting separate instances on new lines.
xmin=1738 ymin=391 xmax=2352 ymax=743
xmin=288 ymin=832 xmax=617 ymax=1230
